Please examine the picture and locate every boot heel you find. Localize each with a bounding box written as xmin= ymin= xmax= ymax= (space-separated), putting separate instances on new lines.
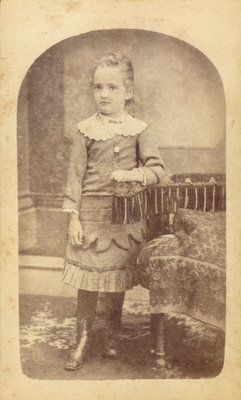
xmin=102 ymin=339 xmax=118 ymax=358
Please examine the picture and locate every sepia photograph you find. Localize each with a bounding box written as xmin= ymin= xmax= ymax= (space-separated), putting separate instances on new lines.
xmin=1 ymin=1 xmax=241 ymax=399
xmin=18 ymin=28 xmax=225 ymax=380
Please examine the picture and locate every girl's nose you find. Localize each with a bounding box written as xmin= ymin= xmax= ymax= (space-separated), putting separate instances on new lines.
xmin=100 ymin=87 xmax=109 ymax=98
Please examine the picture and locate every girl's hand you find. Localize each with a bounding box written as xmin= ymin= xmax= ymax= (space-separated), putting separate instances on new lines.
xmin=68 ymin=213 xmax=83 ymax=246
xmin=111 ymin=169 xmax=144 ymax=183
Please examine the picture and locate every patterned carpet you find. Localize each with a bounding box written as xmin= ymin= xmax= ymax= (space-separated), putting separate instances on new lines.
xmin=19 ymin=294 xmax=224 ymax=380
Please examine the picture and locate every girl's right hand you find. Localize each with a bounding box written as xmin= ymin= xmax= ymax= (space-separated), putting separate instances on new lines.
xmin=68 ymin=214 xmax=83 ymax=246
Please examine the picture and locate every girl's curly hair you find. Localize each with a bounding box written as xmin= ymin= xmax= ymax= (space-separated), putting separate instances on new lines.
xmin=93 ymin=53 xmax=134 ymax=88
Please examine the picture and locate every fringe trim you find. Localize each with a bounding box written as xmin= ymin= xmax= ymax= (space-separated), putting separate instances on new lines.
xmin=112 ymin=183 xmax=226 ymax=224
xmin=62 ymin=259 xmax=138 ymax=292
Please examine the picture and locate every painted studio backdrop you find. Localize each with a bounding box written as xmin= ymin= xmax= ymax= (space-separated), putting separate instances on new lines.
xmin=17 ymin=29 xmax=226 ymax=380
xmin=18 ymin=28 xmax=225 ymax=290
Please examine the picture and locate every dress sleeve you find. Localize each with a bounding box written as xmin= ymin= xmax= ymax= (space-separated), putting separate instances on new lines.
xmin=62 ymin=131 xmax=87 ymax=212
xmin=137 ymin=129 xmax=169 ymax=185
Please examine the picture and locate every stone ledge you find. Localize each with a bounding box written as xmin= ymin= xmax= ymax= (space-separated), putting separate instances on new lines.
xmin=19 ymin=255 xmax=64 ymax=270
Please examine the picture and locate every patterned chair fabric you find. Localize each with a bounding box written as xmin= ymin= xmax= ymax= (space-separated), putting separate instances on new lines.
xmin=137 ymin=209 xmax=226 ymax=331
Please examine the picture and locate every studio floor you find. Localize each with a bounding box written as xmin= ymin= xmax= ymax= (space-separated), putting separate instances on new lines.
xmin=19 ymin=294 xmax=224 ymax=380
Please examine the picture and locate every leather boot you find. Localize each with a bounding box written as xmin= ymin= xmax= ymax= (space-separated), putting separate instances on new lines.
xmin=64 ymin=290 xmax=98 ymax=370
xmin=103 ymin=292 xmax=125 ymax=358
xmin=64 ymin=318 xmax=92 ymax=370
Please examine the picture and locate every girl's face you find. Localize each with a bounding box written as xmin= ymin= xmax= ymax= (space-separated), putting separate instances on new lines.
xmin=93 ymin=66 xmax=133 ymax=118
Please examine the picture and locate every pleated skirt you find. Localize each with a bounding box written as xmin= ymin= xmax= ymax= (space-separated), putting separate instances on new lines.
xmin=62 ymin=196 xmax=147 ymax=292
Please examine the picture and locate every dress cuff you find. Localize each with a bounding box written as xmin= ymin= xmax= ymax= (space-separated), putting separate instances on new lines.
xmin=62 ymin=208 xmax=79 ymax=215
xmin=63 ymin=195 xmax=80 ymax=211
xmin=135 ymin=168 xmax=148 ymax=186
xmin=141 ymin=167 xmax=159 ymax=185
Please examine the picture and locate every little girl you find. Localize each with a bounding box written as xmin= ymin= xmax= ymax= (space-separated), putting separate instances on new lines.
xmin=62 ymin=53 xmax=168 ymax=370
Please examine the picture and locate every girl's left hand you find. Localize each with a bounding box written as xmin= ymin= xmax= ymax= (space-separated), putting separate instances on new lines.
xmin=111 ymin=169 xmax=143 ymax=183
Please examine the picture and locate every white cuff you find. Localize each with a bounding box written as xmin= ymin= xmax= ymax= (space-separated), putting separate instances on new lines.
xmin=62 ymin=208 xmax=79 ymax=215
xmin=136 ymin=168 xmax=148 ymax=186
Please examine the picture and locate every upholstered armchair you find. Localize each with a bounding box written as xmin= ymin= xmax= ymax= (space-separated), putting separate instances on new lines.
xmin=112 ymin=172 xmax=226 ymax=372
xmin=137 ymin=207 xmax=226 ymax=370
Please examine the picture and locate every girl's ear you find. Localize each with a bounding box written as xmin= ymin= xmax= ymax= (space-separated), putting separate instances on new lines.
xmin=125 ymin=86 xmax=134 ymax=101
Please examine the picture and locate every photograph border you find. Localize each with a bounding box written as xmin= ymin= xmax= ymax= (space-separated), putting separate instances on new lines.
xmin=1 ymin=0 xmax=241 ymax=399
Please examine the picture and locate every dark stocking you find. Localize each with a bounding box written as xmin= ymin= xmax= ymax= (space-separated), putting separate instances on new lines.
xmin=103 ymin=292 xmax=125 ymax=358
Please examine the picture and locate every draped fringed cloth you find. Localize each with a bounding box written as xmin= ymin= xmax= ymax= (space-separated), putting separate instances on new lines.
xmin=111 ymin=181 xmax=226 ymax=225
xmin=137 ymin=209 xmax=226 ymax=331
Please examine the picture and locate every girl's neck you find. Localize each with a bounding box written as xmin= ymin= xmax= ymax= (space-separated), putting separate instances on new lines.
xmin=98 ymin=110 xmax=126 ymax=123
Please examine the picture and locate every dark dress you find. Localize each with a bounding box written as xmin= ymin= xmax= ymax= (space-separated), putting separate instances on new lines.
xmin=62 ymin=112 xmax=166 ymax=292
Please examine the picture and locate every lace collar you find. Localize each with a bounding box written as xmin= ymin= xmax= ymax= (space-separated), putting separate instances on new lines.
xmin=77 ymin=112 xmax=147 ymax=141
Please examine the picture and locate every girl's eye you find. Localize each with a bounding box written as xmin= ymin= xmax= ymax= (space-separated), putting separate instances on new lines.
xmin=94 ymin=85 xmax=102 ymax=91
xmin=109 ymin=85 xmax=117 ymax=90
